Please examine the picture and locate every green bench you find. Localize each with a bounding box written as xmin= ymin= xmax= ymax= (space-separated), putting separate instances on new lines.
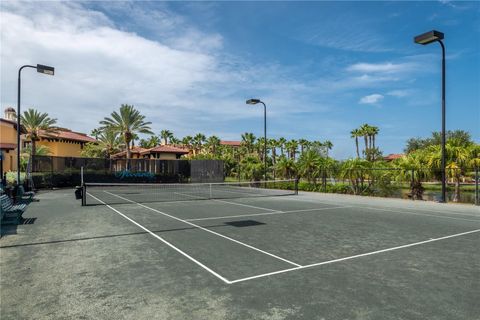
xmin=1 ymin=194 xmax=27 ymax=225
xmin=16 ymin=186 xmax=36 ymax=204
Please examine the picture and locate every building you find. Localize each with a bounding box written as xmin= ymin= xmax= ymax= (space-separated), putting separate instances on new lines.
xmin=111 ymin=145 xmax=189 ymax=160
xmin=220 ymin=140 xmax=241 ymax=148
xmin=384 ymin=153 xmax=404 ymax=162
xmin=0 ymin=108 xmax=22 ymax=174
xmin=25 ymin=128 xmax=96 ymax=157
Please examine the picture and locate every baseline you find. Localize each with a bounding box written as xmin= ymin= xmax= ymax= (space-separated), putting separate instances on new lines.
xmin=228 ymin=228 xmax=480 ymax=284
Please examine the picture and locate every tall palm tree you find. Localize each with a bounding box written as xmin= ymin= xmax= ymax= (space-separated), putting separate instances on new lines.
xmin=241 ymin=132 xmax=256 ymax=154
xmin=147 ymin=135 xmax=160 ymax=148
xmin=100 ymin=104 xmax=153 ymax=159
xmin=298 ymin=139 xmax=309 ymax=155
xmin=181 ymin=136 xmax=193 ymax=149
xmin=278 ymin=137 xmax=287 ymax=157
xmin=359 ymin=124 xmax=370 ymax=159
xmin=350 ymin=129 xmax=361 ymax=158
xmin=21 ymin=108 xmax=58 ymax=159
xmin=286 ymin=140 xmax=298 ymax=160
xmin=268 ymin=139 xmax=279 ymax=165
xmin=206 ymin=135 xmax=221 ymax=155
xmin=193 ymin=133 xmax=206 ymax=155
xmin=323 ymin=140 xmax=333 ymax=158
xmin=160 ymin=129 xmax=174 ymax=145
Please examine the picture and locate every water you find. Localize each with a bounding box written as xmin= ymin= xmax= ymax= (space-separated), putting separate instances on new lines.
xmin=396 ymin=188 xmax=477 ymax=204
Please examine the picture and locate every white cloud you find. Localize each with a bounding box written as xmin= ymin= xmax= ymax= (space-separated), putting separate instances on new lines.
xmin=359 ymin=94 xmax=384 ymax=105
xmin=387 ymin=90 xmax=411 ymax=98
xmin=347 ymin=62 xmax=415 ymax=74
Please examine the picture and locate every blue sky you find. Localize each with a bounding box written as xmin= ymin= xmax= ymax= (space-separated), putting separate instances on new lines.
xmin=1 ymin=1 xmax=479 ymax=158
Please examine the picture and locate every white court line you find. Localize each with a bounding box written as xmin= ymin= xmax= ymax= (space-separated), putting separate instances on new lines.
xmin=186 ymin=206 xmax=352 ymax=222
xmin=87 ymin=193 xmax=232 ymax=284
xmin=104 ymin=191 xmax=302 ymax=267
xmin=228 ymin=228 xmax=480 ymax=284
xmin=360 ymin=205 xmax=480 ymax=223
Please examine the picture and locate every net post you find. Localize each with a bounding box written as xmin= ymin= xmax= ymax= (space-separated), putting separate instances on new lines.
xmin=475 ymin=166 xmax=479 ymax=206
xmin=294 ymin=177 xmax=299 ymax=195
xmin=81 ymin=184 xmax=86 ymax=206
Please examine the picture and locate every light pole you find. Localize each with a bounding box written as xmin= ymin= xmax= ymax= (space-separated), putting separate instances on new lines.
xmin=246 ymin=98 xmax=267 ymax=182
xmin=414 ymin=30 xmax=446 ymax=203
xmin=17 ymin=64 xmax=55 ymax=186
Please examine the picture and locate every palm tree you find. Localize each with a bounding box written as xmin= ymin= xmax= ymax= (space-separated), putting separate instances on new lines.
xmin=100 ymin=104 xmax=153 ymax=160
xmin=193 ymin=133 xmax=206 ymax=155
xmin=286 ymin=140 xmax=298 ymax=160
xmin=298 ymin=139 xmax=309 ymax=155
xmin=278 ymin=137 xmax=287 ymax=157
xmin=170 ymin=136 xmax=181 ymax=147
xmin=275 ymin=156 xmax=297 ymax=179
xmin=241 ymin=132 xmax=256 ymax=154
xmin=359 ymin=124 xmax=370 ymax=159
xmin=394 ymin=151 xmax=430 ymax=200
xmin=181 ymin=136 xmax=193 ymax=149
xmin=160 ymin=129 xmax=174 ymax=145
xmin=323 ymin=140 xmax=333 ymax=158
xmin=21 ymin=108 xmax=58 ymax=159
xmin=90 ymin=128 xmax=101 ymax=139
xmin=350 ymin=129 xmax=361 ymax=158
xmin=206 ymin=136 xmax=221 ymax=155
xmin=240 ymin=155 xmax=263 ymax=182
xmin=147 ymin=135 xmax=160 ymax=148
xmin=268 ymin=139 xmax=279 ymax=165
xmin=81 ymin=129 xmax=122 ymax=158
xmin=427 ymin=139 xmax=471 ymax=202
xmin=297 ymin=150 xmax=321 ymax=184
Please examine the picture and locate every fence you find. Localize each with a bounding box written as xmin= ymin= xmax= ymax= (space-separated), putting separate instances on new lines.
xmin=29 ymin=156 xmax=224 ymax=188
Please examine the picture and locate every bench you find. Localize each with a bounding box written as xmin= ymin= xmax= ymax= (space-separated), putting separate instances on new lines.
xmin=1 ymin=194 xmax=27 ymax=224
xmin=16 ymin=186 xmax=36 ymax=204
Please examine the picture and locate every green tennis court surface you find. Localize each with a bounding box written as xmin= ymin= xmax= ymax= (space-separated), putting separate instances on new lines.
xmin=1 ymin=189 xmax=479 ymax=319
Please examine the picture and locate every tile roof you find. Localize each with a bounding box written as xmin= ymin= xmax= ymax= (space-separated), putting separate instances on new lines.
xmin=384 ymin=153 xmax=404 ymax=160
xmin=38 ymin=129 xmax=96 ymax=143
xmin=0 ymin=143 xmax=17 ymax=150
xmin=220 ymin=140 xmax=241 ymax=147
xmin=140 ymin=145 xmax=189 ymax=154
xmin=111 ymin=146 xmax=147 ymax=158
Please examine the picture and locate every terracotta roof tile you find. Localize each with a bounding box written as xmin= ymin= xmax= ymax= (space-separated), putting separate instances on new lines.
xmin=220 ymin=140 xmax=241 ymax=147
xmin=384 ymin=153 xmax=404 ymax=160
xmin=141 ymin=145 xmax=189 ymax=154
xmin=0 ymin=143 xmax=17 ymax=150
xmin=38 ymin=129 xmax=96 ymax=143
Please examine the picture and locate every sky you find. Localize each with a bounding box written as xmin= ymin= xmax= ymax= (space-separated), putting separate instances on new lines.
xmin=1 ymin=1 xmax=479 ymax=159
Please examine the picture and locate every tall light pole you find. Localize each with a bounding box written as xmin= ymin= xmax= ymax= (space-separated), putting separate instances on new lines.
xmin=17 ymin=64 xmax=55 ymax=186
xmin=414 ymin=30 xmax=446 ymax=203
xmin=246 ymin=98 xmax=267 ymax=182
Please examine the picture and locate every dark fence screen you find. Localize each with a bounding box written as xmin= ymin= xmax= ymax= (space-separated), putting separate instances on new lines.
xmin=30 ymin=156 xmax=223 ymax=188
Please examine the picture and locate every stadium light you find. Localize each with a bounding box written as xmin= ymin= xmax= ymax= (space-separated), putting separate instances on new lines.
xmin=17 ymin=64 xmax=55 ymax=186
xmin=246 ymin=98 xmax=267 ymax=182
xmin=414 ymin=30 xmax=446 ymax=203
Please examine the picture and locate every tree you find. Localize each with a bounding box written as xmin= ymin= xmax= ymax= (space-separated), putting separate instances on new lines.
xmin=193 ymin=133 xmax=206 ymax=155
xmin=21 ymin=108 xmax=58 ymax=159
xmin=90 ymin=128 xmax=101 ymax=139
xmin=298 ymin=139 xmax=309 ymax=155
xmin=393 ymin=151 xmax=430 ymax=200
xmin=275 ymin=156 xmax=297 ymax=179
xmin=350 ymin=129 xmax=361 ymax=158
xmin=140 ymin=135 xmax=160 ymax=148
xmin=278 ymin=137 xmax=287 ymax=157
xmin=205 ymin=136 xmax=221 ymax=155
xmin=160 ymin=129 xmax=174 ymax=145
xmin=285 ymin=140 xmax=298 ymax=160
xmin=100 ymin=104 xmax=153 ymax=160
xmin=323 ymin=140 xmax=333 ymax=158
xmin=404 ymin=130 xmax=474 ymax=154
xmin=297 ymin=150 xmax=321 ymax=184
xmin=81 ymin=129 xmax=122 ymax=158
xmin=170 ymin=136 xmax=181 ymax=146
xmin=241 ymin=132 xmax=256 ymax=154
xmin=240 ymin=155 xmax=263 ymax=182
xmin=426 ymin=139 xmax=471 ymax=202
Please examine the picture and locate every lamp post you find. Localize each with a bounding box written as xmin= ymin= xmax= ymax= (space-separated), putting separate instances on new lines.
xmin=246 ymin=98 xmax=267 ymax=182
xmin=17 ymin=64 xmax=55 ymax=186
xmin=414 ymin=30 xmax=446 ymax=203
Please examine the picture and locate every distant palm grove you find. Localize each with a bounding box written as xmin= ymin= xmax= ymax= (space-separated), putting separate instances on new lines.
xmin=25 ymin=104 xmax=480 ymax=203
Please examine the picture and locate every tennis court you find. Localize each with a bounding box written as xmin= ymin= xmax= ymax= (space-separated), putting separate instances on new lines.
xmin=1 ymin=184 xmax=479 ymax=319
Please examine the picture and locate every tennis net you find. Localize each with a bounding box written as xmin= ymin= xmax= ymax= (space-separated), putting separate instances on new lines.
xmin=82 ymin=179 xmax=298 ymax=206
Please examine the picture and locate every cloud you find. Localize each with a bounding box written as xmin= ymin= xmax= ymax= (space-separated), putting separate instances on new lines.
xmin=347 ymin=62 xmax=416 ymax=74
xmin=359 ymin=94 xmax=384 ymax=105
xmin=387 ymin=90 xmax=411 ymax=98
